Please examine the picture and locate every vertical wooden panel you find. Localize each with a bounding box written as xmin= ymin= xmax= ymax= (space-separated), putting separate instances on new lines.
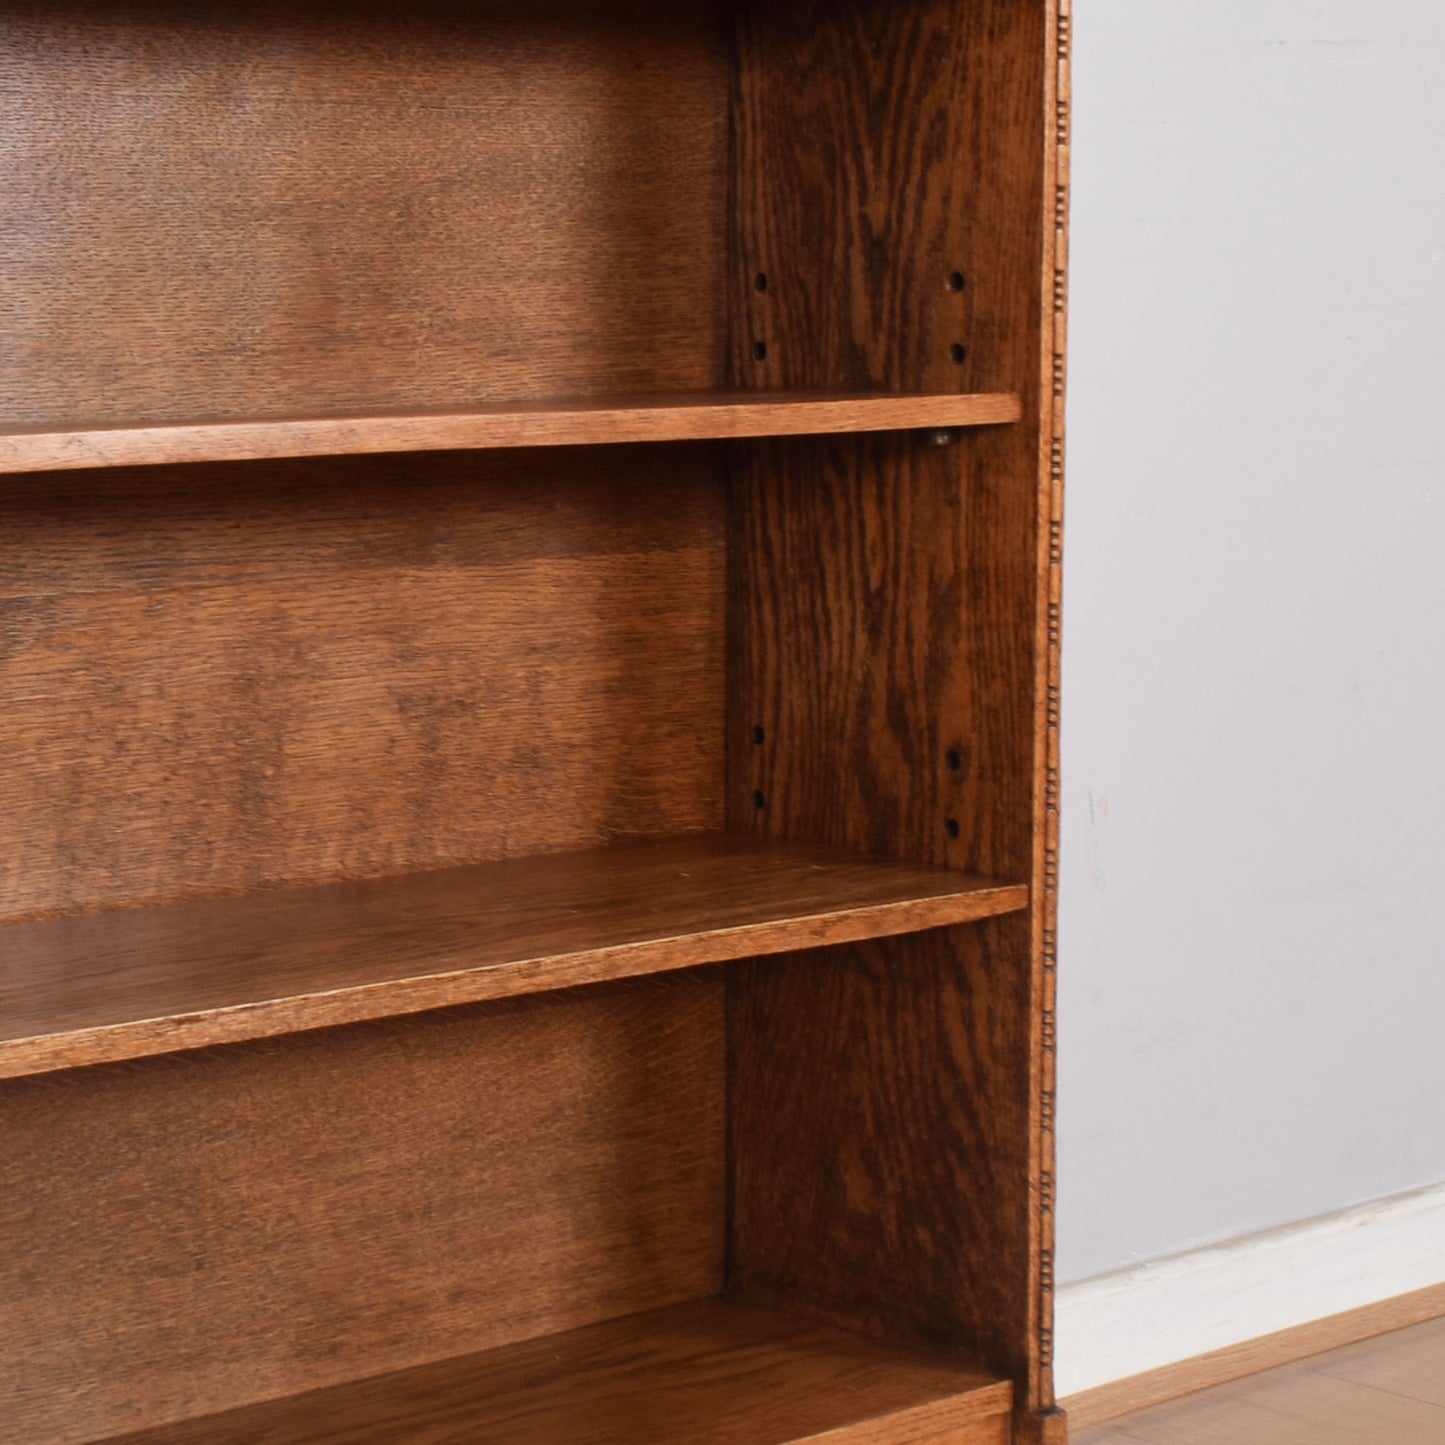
xmin=0 ymin=0 xmax=729 ymax=427
xmin=730 ymin=0 xmax=1046 ymax=401
xmin=0 ymin=973 xmax=726 ymax=1445
xmin=725 ymin=0 xmax=1057 ymax=1413
xmin=0 ymin=444 xmax=726 ymax=922
xmin=727 ymin=430 xmax=1033 ymax=878
xmin=728 ymin=0 xmax=1048 ymax=877
xmin=729 ymin=921 xmax=1032 ymax=1370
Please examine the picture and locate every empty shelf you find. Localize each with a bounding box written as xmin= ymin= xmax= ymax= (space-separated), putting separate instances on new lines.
xmin=0 ymin=832 xmax=1029 ymax=1079
xmin=0 ymin=391 xmax=1023 ymax=473
xmin=101 ymin=1298 xmax=1015 ymax=1444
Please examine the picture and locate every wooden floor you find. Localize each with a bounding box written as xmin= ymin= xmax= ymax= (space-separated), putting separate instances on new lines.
xmin=1075 ymin=1315 xmax=1445 ymax=1443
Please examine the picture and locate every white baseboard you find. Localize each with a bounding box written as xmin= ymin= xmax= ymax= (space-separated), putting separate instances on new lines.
xmin=1055 ymin=1179 xmax=1445 ymax=1399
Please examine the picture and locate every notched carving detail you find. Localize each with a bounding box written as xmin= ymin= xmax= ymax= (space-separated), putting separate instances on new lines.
xmin=1037 ymin=2 xmax=1073 ymax=1404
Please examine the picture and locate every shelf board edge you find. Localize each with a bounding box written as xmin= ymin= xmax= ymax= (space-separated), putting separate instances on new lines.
xmin=0 ymin=840 xmax=1027 ymax=1080
xmin=0 ymin=392 xmax=1024 ymax=474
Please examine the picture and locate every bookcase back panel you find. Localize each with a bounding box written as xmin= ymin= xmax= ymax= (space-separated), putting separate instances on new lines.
xmin=0 ymin=972 xmax=726 ymax=1445
xmin=0 ymin=0 xmax=728 ymax=428
xmin=0 ymin=445 xmax=725 ymax=923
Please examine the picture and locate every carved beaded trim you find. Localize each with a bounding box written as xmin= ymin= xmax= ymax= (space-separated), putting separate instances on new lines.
xmin=1037 ymin=0 xmax=1071 ymax=1407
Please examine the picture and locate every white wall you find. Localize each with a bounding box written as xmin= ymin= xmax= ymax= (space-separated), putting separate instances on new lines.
xmin=1058 ymin=0 xmax=1445 ymax=1285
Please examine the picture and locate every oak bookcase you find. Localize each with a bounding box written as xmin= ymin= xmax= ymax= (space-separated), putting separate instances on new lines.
xmin=0 ymin=1 xmax=1071 ymax=1441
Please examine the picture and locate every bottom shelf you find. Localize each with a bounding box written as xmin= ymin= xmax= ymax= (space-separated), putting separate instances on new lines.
xmin=103 ymin=1298 xmax=1014 ymax=1445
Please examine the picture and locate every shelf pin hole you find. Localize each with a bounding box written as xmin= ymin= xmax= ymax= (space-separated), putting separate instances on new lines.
xmin=918 ymin=428 xmax=961 ymax=449
xmin=948 ymin=271 xmax=966 ymax=292
xmin=945 ymin=818 xmax=961 ymax=840
xmin=755 ymin=272 xmax=769 ymax=293
xmin=946 ymin=749 xmax=963 ymax=772
xmin=752 ymin=726 xmax=766 ymax=745
xmin=951 ymin=343 xmax=968 ymax=364
xmin=753 ymin=340 xmax=769 ymax=362
xmin=753 ymin=790 xmax=767 ymax=810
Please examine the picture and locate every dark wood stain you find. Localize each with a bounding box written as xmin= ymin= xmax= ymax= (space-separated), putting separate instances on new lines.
xmin=0 ymin=0 xmax=731 ymax=428
xmin=0 ymin=974 xmax=726 ymax=1444
xmin=727 ymin=430 xmax=1035 ymax=876
xmin=0 ymin=832 xmax=1027 ymax=1080
xmin=0 ymin=446 xmax=726 ymax=923
xmin=0 ymin=0 xmax=1070 ymax=1437
xmin=729 ymin=921 xmax=1034 ymax=1375
xmin=724 ymin=0 xmax=1059 ymax=1416
xmin=97 ymin=1298 xmax=1014 ymax=1445
xmin=0 ymin=391 xmax=1022 ymax=474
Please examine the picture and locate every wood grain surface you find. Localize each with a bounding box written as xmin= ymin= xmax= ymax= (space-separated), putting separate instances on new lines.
xmin=728 ymin=429 xmax=1035 ymax=876
xmin=730 ymin=0 xmax=1044 ymax=403
xmin=0 ymin=446 xmax=724 ymax=923
xmin=725 ymin=0 xmax=1055 ymax=1410
xmin=96 ymin=1298 xmax=1014 ymax=1445
xmin=0 ymin=974 xmax=725 ymax=1445
xmin=1 ymin=1 xmax=1072 ymax=1441
xmin=730 ymin=919 xmax=1035 ymax=1371
xmin=728 ymin=0 xmax=1047 ymax=876
xmin=0 ymin=392 xmax=1022 ymax=474
xmin=0 ymin=0 xmax=730 ymax=427
xmin=0 ymin=832 xmax=1028 ymax=1079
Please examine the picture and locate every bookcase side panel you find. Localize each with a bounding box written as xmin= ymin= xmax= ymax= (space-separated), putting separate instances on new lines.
xmin=725 ymin=0 xmax=1065 ymax=1422
xmin=727 ymin=0 xmax=1047 ymax=881
xmin=728 ymin=921 xmax=1034 ymax=1380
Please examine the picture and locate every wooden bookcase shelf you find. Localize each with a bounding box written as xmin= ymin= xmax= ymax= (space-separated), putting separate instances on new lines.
xmin=0 ymin=834 xmax=1027 ymax=1080
xmin=0 ymin=391 xmax=1023 ymax=474
xmin=104 ymin=1299 xmax=1016 ymax=1445
xmin=0 ymin=1 xmax=1070 ymax=1442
